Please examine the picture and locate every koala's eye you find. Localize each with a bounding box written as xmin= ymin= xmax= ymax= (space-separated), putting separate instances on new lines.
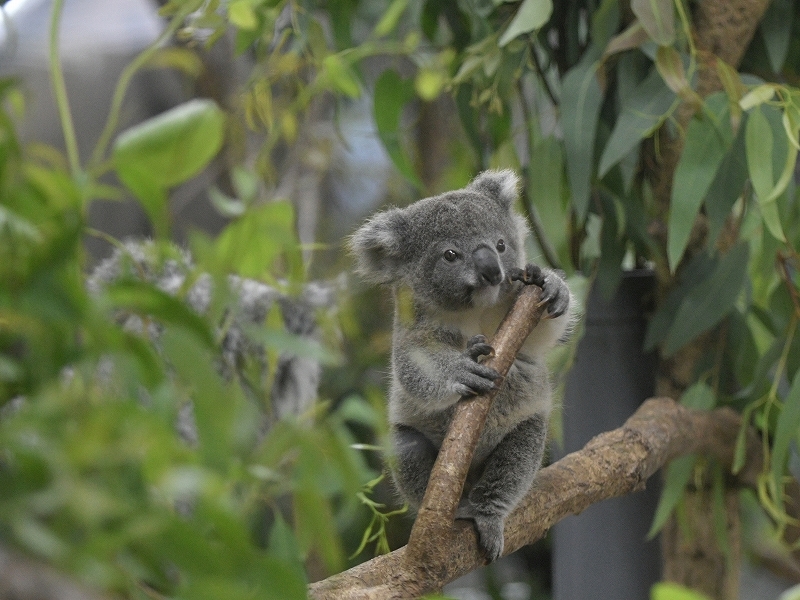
xmin=443 ymin=249 xmax=458 ymax=262
xmin=496 ymin=239 xmax=506 ymax=253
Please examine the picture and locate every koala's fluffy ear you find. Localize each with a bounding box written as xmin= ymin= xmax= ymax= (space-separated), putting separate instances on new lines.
xmin=468 ymin=169 xmax=520 ymax=211
xmin=349 ymin=208 xmax=409 ymax=284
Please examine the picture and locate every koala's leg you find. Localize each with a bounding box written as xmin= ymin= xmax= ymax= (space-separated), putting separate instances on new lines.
xmin=457 ymin=413 xmax=547 ymax=561
xmin=391 ymin=425 xmax=439 ymax=508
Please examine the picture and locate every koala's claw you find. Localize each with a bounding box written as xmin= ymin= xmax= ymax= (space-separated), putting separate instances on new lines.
xmin=456 ymin=503 xmax=505 ymax=562
xmin=512 ymin=264 xmax=570 ymax=319
xmin=451 ymin=336 xmax=501 ymax=397
xmin=540 ymin=270 xmax=570 ymax=319
xmin=508 ymin=264 xmax=545 ymax=288
xmin=466 ymin=334 xmax=494 ymax=361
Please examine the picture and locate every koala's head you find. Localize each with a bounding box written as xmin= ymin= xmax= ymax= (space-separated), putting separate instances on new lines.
xmin=350 ymin=170 xmax=528 ymax=311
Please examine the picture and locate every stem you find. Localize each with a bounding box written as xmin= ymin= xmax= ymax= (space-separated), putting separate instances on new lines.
xmin=88 ymin=5 xmax=194 ymax=171
xmin=48 ymin=0 xmax=80 ymax=176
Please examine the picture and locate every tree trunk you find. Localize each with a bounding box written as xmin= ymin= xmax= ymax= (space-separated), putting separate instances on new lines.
xmin=646 ymin=1 xmax=771 ymax=597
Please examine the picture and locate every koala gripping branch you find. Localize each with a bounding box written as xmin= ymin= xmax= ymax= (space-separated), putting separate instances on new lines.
xmin=404 ymin=283 xmax=548 ymax=567
xmin=308 ymin=285 xmax=763 ymax=600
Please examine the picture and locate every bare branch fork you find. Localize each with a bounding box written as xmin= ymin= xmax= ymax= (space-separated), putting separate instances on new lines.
xmin=309 ymin=284 xmax=763 ymax=600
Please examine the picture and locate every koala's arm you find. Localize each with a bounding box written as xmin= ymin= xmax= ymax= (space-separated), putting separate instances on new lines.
xmin=392 ymin=323 xmax=500 ymax=411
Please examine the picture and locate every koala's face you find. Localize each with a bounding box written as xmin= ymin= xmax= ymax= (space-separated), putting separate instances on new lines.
xmin=411 ymin=196 xmax=523 ymax=310
xmin=351 ymin=170 xmax=529 ymax=311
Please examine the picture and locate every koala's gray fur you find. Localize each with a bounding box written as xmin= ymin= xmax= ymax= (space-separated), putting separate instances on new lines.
xmin=87 ymin=240 xmax=336 ymax=424
xmin=350 ymin=170 xmax=574 ymax=560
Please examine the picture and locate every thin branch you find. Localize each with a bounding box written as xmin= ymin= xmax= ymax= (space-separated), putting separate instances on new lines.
xmin=404 ymin=284 xmax=547 ymax=565
xmin=48 ymin=0 xmax=80 ymax=177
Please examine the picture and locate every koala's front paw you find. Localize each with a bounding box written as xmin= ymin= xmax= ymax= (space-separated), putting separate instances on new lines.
xmin=508 ymin=264 xmax=545 ymax=287
xmin=511 ymin=265 xmax=570 ymax=319
xmin=456 ymin=502 xmax=505 ymax=562
xmin=449 ymin=335 xmax=501 ymax=397
xmin=539 ymin=269 xmax=570 ymax=319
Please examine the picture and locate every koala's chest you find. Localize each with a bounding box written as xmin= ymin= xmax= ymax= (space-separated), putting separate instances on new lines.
xmin=437 ymin=303 xmax=511 ymax=341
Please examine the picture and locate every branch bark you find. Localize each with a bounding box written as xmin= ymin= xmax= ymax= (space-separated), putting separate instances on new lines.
xmin=309 ymin=397 xmax=761 ymax=599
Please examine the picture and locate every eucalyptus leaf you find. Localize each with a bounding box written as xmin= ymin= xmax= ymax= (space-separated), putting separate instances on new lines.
xmin=705 ymin=123 xmax=748 ymax=248
xmin=373 ymin=70 xmax=420 ymax=186
xmin=631 ymin=0 xmax=674 ymax=46
xmin=771 ymin=373 xmax=800 ymax=508
xmin=647 ymin=454 xmax=696 ymax=538
xmin=599 ymin=67 xmax=674 ymax=177
xmin=759 ymin=0 xmax=794 ymax=74
xmin=113 ymin=99 xmax=226 ymax=235
xmin=668 ymin=93 xmax=733 ymax=270
xmin=680 ymin=381 xmax=715 ymax=411
xmin=499 ymin=0 xmax=553 ymax=46
xmin=114 ymin=99 xmax=225 ymax=188
xmin=561 ymin=54 xmax=603 ymax=220
xmin=663 ymin=244 xmax=750 ymax=356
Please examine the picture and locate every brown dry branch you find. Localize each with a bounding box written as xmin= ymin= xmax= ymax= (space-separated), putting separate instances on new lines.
xmin=309 ymin=282 xmax=763 ymax=599
xmin=405 ymin=284 xmax=548 ymax=567
xmin=309 ymin=397 xmax=761 ymax=600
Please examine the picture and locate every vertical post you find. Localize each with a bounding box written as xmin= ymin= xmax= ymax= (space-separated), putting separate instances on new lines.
xmin=553 ymin=270 xmax=660 ymax=600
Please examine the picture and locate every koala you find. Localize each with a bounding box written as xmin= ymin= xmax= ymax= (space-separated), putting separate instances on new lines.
xmin=350 ymin=170 xmax=573 ymax=561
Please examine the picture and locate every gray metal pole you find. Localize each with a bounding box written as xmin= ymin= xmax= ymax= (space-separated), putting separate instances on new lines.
xmin=553 ymin=270 xmax=661 ymax=600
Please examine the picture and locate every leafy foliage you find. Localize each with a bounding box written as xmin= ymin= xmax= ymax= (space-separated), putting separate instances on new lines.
xmin=6 ymin=0 xmax=800 ymax=595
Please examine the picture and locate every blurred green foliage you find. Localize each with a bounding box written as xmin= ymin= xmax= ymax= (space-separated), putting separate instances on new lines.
xmin=6 ymin=0 xmax=800 ymax=596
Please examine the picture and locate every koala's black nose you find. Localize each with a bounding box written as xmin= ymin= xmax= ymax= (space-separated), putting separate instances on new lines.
xmin=473 ymin=246 xmax=503 ymax=286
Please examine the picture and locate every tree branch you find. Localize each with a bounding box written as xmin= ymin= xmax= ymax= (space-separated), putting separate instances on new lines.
xmin=309 ymin=397 xmax=762 ymax=599
xmin=404 ymin=284 xmax=547 ymax=565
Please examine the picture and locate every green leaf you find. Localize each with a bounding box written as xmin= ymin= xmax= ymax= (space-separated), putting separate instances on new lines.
xmin=599 ymin=67 xmax=674 ymax=177
xmin=373 ymin=0 xmax=409 ymax=37
xmin=499 ymin=0 xmax=553 ymax=47
xmin=759 ymin=0 xmax=794 ymax=74
xmin=228 ymin=0 xmax=258 ymax=30
xmin=746 ymin=104 xmax=786 ymax=241
xmin=114 ymin=99 xmax=226 ymax=188
xmin=631 ymin=0 xmax=674 ymax=46
xmin=561 ymin=54 xmax=603 ymax=220
xmin=113 ymin=99 xmax=226 ymax=234
xmin=322 ymin=54 xmax=362 ymax=98
xmin=704 ymin=124 xmax=748 ymax=248
xmin=647 ymin=454 xmax=696 ymax=538
xmin=373 ymin=70 xmax=420 ymax=186
xmin=655 ymin=46 xmax=691 ymax=100
xmin=680 ymin=382 xmax=715 ymax=411
xmin=771 ymin=373 xmax=800 ymax=504
xmin=740 ymin=84 xmax=775 ymax=111
xmin=603 ymin=20 xmax=648 ymax=58
xmin=663 ymin=244 xmax=750 ymax=356
xmin=590 ymin=0 xmax=621 ymax=49
xmin=668 ymin=93 xmax=733 ymax=269
xmin=651 ymin=582 xmax=713 ymax=600
xmin=528 ymin=136 xmax=570 ymax=266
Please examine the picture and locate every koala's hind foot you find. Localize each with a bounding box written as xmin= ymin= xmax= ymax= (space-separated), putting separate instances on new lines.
xmin=509 ymin=264 xmax=570 ymax=319
xmin=449 ymin=335 xmax=501 ymax=398
xmin=456 ymin=502 xmax=506 ymax=562
xmin=455 ymin=415 xmax=548 ymax=561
